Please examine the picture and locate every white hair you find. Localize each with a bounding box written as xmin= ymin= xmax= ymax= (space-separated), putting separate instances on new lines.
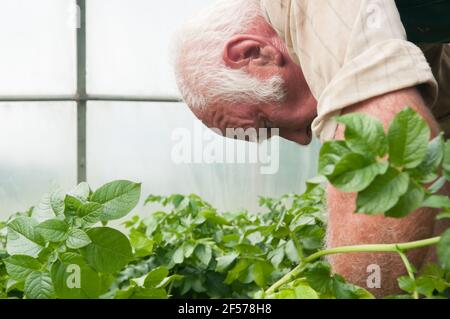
xmin=173 ymin=0 xmax=286 ymax=111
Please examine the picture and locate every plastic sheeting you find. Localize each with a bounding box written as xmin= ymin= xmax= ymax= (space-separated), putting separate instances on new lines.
xmin=87 ymin=102 xmax=320 ymax=213
xmin=0 ymin=102 xmax=77 ymax=218
xmin=87 ymin=0 xmax=211 ymax=98
xmin=0 ymin=0 xmax=76 ymax=97
xmin=0 ymin=0 xmax=321 ymax=218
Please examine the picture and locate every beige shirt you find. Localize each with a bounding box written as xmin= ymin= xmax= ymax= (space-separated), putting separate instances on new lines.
xmin=260 ymin=0 xmax=442 ymax=141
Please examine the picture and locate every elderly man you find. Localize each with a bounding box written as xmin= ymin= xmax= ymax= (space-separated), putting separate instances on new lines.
xmin=173 ymin=0 xmax=450 ymax=297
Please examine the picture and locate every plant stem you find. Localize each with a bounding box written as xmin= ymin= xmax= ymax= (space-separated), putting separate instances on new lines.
xmin=396 ymin=248 xmax=419 ymax=299
xmin=265 ymin=236 xmax=441 ymax=295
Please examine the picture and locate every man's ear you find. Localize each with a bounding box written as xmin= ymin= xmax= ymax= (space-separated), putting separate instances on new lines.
xmin=223 ymin=35 xmax=283 ymax=69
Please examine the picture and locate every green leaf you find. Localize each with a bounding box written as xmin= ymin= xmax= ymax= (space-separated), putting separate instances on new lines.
xmin=304 ymin=262 xmax=334 ymax=295
xmin=77 ymin=202 xmax=103 ymax=226
xmin=129 ymin=229 xmax=153 ymax=258
xmin=319 ymin=141 xmax=350 ymax=176
xmin=294 ymin=284 xmax=320 ymax=299
xmin=37 ymin=247 xmax=58 ymax=264
xmin=410 ymin=134 xmax=444 ymax=183
xmin=437 ymin=230 xmax=450 ymax=270
xmin=356 ymin=168 xmax=409 ymax=214
xmin=81 ymin=227 xmax=133 ymax=274
xmin=216 ymin=252 xmax=239 ymax=272
xmin=51 ymin=253 xmax=101 ymax=299
xmin=398 ymin=276 xmax=416 ymax=293
xmin=388 ymin=108 xmax=430 ymax=169
xmin=4 ymin=255 xmax=41 ymax=281
xmin=5 ymin=279 xmax=25 ymax=294
xmin=224 ymin=259 xmax=249 ymax=285
xmin=31 ymin=188 xmax=65 ymax=222
xmin=144 ymin=195 xmax=163 ymax=205
xmin=415 ymin=276 xmax=447 ymax=297
xmin=7 ymin=217 xmax=45 ymax=258
xmin=252 ymin=265 xmax=265 ymax=288
xmin=113 ymin=283 xmax=136 ymax=299
xmin=429 ymin=176 xmax=447 ymax=194
xmin=285 ymin=240 xmax=300 ymax=263
xmin=66 ymin=228 xmax=92 ymax=249
xmin=36 ymin=219 xmax=69 ymax=243
xmin=337 ymin=113 xmax=387 ymax=157
xmin=183 ymin=242 xmax=196 ymax=258
xmin=385 ymin=180 xmax=425 ymax=218
xmin=24 ymin=272 xmax=55 ymax=299
xmin=437 ymin=211 xmax=450 ymax=220
xmin=122 ymin=215 xmax=140 ymax=228
xmin=421 ymin=263 xmax=445 ymax=278
xmin=64 ymin=195 xmax=84 ymax=217
xmin=270 ymin=289 xmax=296 ymax=299
xmin=144 ymin=267 xmax=169 ymax=288
xmin=252 ymin=261 xmax=273 ymax=288
xmin=195 ymin=244 xmax=212 ymax=267
xmin=422 ymin=195 xmax=450 ymax=209
xmin=327 ymin=153 xmax=388 ymax=192
xmin=200 ymin=210 xmax=231 ymax=225
xmin=332 ymin=276 xmax=374 ymax=299
xmin=304 ymin=263 xmax=375 ymax=299
xmin=269 ymin=247 xmax=284 ymax=268
xmin=167 ymin=194 xmax=185 ymax=208
xmin=155 ymin=274 xmax=183 ymax=289
xmin=90 ymin=180 xmax=141 ymax=221
xmin=172 ymin=247 xmax=184 ymax=264
xmin=443 ymin=141 xmax=450 ymax=181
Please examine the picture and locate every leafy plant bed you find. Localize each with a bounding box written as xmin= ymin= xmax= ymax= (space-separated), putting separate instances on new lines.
xmin=0 ymin=108 xmax=449 ymax=299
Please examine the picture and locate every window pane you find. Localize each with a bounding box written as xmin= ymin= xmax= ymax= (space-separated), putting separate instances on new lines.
xmin=87 ymin=0 xmax=210 ymax=98
xmin=87 ymin=102 xmax=320 ymax=213
xmin=0 ymin=102 xmax=77 ymax=218
xmin=0 ymin=0 xmax=77 ymax=97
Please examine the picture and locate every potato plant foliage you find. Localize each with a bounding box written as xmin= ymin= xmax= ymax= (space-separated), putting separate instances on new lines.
xmin=0 ymin=108 xmax=449 ymax=299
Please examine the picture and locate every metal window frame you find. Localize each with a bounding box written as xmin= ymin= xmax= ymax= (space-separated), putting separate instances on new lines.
xmin=0 ymin=0 xmax=181 ymax=184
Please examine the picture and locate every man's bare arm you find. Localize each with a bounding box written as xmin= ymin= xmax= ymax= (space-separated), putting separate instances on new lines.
xmin=327 ymin=87 xmax=446 ymax=298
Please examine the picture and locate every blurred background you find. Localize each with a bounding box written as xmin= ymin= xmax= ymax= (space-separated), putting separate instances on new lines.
xmin=0 ymin=0 xmax=320 ymax=219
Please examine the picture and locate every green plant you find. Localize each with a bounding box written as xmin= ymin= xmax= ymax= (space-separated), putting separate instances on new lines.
xmin=0 ymin=180 xmax=142 ymax=299
xmin=267 ymin=107 xmax=450 ymax=299
xmin=0 ymin=107 xmax=449 ymax=299
xmin=0 ymin=178 xmax=374 ymax=299
xmin=111 ymin=182 xmax=337 ymax=299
